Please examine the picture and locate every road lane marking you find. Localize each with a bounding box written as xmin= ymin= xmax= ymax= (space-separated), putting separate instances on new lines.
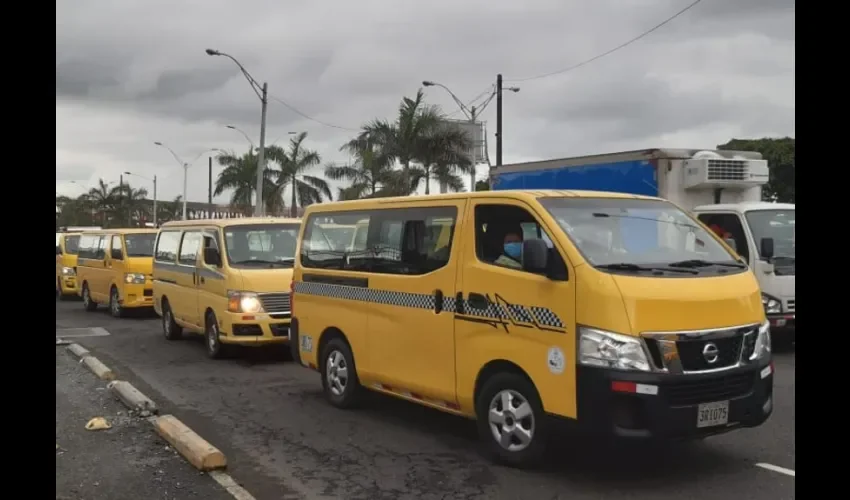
xmin=756 ymin=463 xmax=795 ymax=477
xmin=209 ymin=471 xmax=257 ymax=500
xmin=55 ymin=327 xmax=111 ymax=338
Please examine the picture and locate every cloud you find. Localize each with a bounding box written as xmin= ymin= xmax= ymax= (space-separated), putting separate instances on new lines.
xmin=56 ymin=0 xmax=794 ymax=200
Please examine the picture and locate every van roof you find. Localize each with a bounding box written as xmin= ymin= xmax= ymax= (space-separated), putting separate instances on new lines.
xmin=302 ymin=189 xmax=661 ymax=214
xmin=82 ymin=228 xmax=159 ymax=235
xmin=160 ymin=217 xmax=301 ymax=229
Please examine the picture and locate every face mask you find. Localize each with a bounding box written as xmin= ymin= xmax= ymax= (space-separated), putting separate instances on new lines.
xmin=504 ymin=242 xmax=522 ymax=260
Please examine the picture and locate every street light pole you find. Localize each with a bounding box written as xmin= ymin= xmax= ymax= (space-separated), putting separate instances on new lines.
xmin=206 ymin=48 xmax=269 ymax=217
xmin=496 ymin=74 xmax=503 ymax=167
xmin=154 ymin=141 xmax=221 ymax=221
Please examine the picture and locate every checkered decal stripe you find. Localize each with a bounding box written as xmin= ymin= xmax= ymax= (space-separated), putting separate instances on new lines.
xmin=294 ymin=281 xmax=565 ymax=330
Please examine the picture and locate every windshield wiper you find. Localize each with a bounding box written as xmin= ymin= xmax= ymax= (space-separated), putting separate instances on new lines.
xmin=596 ymin=263 xmax=697 ymax=274
xmin=668 ymin=259 xmax=746 ymax=269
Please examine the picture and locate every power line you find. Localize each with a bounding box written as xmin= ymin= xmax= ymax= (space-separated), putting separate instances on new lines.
xmin=507 ymin=0 xmax=703 ymax=83
xmin=268 ymin=93 xmax=358 ymax=131
xmin=445 ymin=84 xmax=495 ymax=118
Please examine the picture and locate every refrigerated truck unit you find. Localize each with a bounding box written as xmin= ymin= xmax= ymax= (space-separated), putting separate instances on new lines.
xmin=490 ymin=148 xmax=795 ymax=339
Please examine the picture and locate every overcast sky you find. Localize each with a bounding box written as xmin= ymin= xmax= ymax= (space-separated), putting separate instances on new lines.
xmin=56 ymin=0 xmax=795 ymax=204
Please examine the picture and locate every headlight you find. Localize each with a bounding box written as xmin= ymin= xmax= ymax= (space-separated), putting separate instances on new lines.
xmin=61 ymin=267 xmax=75 ymax=276
xmin=761 ymin=293 xmax=781 ymax=314
xmin=578 ymin=326 xmax=650 ymax=372
xmin=750 ymin=321 xmax=771 ymax=361
xmin=227 ymin=290 xmax=264 ymax=313
xmin=124 ymin=273 xmax=146 ymax=284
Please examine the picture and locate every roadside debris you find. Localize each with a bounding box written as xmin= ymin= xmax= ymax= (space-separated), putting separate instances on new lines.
xmin=85 ymin=417 xmax=112 ymax=431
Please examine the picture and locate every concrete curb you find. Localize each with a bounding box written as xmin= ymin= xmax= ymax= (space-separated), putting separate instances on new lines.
xmin=152 ymin=414 xmax=227 ymax=471
xmin=81 ymin=356 xmax=116 ymax=381
xmin=107 ymin=381 xmax=158 ymax=414
xmin=66 ymin=343 xmax=91 ymax=359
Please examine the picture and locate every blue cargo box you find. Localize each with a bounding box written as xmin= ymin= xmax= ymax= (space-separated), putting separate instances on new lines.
xmin=491 ymin=158 xmax=658 ymax=197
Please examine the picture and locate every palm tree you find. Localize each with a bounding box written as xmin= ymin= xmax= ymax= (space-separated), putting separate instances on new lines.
xmin=266 ymin=132 xmax=332 ymax=217
xmin=214 ymin=150 xmax=276 ymax=214
xmin=325 ymin=140 xmax=396 ymax=199
xmin=157 ymin=195 xmax=183 ymax=223
xmin=415 ymin=124 xmax=473 ymax=194
xmin=348 ymin=88 xmax=472 ymax=195
xmin=111 ymin=184 xmax=149 ymax=226
xmin=82 ymin=178 xmax=117 ymax=226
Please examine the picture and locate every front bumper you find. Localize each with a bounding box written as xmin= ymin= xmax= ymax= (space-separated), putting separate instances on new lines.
xmin=220 ymin=312 xmax=291 ymax=346
xmin=59 ymin=276 xmax=78 ymax=294
xmin=121 ymin=284 xmax=154 ymax=308
xmin=573 ymin=361 xmax=773 ymax=440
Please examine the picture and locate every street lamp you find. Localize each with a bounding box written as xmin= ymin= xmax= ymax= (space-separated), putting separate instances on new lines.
xmin=422 ymin=75 xmax=519 ymax=181
xmin=225 ymin=125 xmax=254 ymax=151
xmin=124 ymin=171 xmax=158 ymax=226
xmin=206 ymin=48 xmax=269 ymax=217
xmin=153 ymin=141 xmax=222 ymax=220
xmin=422 ymin=78 xmax=519 ymax=189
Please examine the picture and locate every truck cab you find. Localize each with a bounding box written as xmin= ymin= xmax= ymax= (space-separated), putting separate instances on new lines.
xmin=693 ymin=202 xmax=795 ymax=345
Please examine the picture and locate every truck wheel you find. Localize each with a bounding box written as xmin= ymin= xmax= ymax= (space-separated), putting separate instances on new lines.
xmin=320 ymin=337 xmax=363 ymax=409
xmin=476 ymin=372 xmax=547 ymax=468
xmin=82 ymin=283 xmax=98 ymax=312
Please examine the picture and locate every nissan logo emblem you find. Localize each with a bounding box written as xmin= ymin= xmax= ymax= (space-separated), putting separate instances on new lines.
xmin=702 ymin=342 xmax=720 ymax=364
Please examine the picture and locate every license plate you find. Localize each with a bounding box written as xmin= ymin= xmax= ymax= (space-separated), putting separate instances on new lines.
xmin=697 ymin=401 xmax=729 ymax=428
xmin=300 ymin=334 xmax=313 ymax=353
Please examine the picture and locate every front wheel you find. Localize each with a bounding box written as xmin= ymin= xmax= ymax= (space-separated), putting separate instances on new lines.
xmin=320 ymin=338 xmax=363 ymax=409
xmin=109 ymin=287 xmax=124 ymax=318
xmin=161 ymin=301 xmax=183 ymax=340
xmin=82 ymin=284 xmax=97 ymax=312
xmin=476 ymin=372 xmax=547 ymax=468
xmin=205 ymin=312 xmax=228 ymax=359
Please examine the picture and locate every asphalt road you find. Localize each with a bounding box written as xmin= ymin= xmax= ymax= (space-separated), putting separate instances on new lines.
xmin=56 ymin=299 xmax=796 ymax=500
xmin=56 ymin=347 xmax=232 ymax=500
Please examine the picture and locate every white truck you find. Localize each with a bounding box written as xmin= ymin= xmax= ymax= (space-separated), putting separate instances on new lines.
xmin=490 ymin=148 xmax=796 ymax=345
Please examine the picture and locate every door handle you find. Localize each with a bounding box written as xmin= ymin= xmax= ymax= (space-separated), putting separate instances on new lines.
xmin=199 ymin=276 xmax=205 ymax=284
xmin=467 ymin=293 xmax=489 ymax=310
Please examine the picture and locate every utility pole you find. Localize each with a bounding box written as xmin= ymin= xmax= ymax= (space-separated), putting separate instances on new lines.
xmin=256 ymin=82 xmax=268 ymax=217
xmin=496 ymin=73 xmax=503 ymax=167
xmin=182 ymin=163 xmax=188 ymax=220
xmin=152 ymin=175 xmax=157 ymax=227
xmin=208 ymin=156 xmax=213 ymax=218
xmin=469 ymin=105 xmax=478 ymax=191
xmin=119 ymin=174 xmax=124 ymax=227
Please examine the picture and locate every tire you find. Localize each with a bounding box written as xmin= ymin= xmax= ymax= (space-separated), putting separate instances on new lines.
xmin=82 ymin=283 xmax=98 ymax=312
xmin=475 ymin=372 xmax=547 ymax=468
xmin=109 ymin=287 xmax=125 ymax=318
xmin=320 ymin=337 xmax=363 ymax=409
xmin=205 ymin=311 xmax=228 ymax=359
xmin=161 ymin=301 xmax=183 ymax=340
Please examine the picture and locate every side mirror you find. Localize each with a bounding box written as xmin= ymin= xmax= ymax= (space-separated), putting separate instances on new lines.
xmin=522 ymin=238 xmax=548 ymax=273
xmin=111 ymin=249 xmax=123 ymax=260
xmin=723 ymin=237 xmax=738 ymax=253
xmin=204 ymin=247 xmax=222 ymax=267
xmin=56 ymin=245 xmax=62 ymax=255
xmin=760 ymin=237 xmax=774 ymax=260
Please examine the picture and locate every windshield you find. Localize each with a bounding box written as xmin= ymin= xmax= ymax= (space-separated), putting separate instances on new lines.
xmin=540 ymin=197 xmax=740 ymax=269
xmin=64 ymin=235 xmax=80 ymax=255
xmin=745 ymin=209 xmax=795 ymax=274
xmin=125 ymin=234 xmax=156 ymax=257
xmin=224 ymin=224 xmax=300 ymax=268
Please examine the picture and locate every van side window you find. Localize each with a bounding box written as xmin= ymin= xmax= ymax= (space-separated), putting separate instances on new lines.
xmin=155 ymin=231 xmax=181 ymax=262
xmin=301 ymin=207 xmax=457 ymax=274
xmin=475 ymin=204 xmax=556 ymax=273
xmin=110 ymin=235 xmax=124 ymax=260
xmin=78 ymin=234 xmax=99 ymax=259
xmin=696 ymin=213 xmax=749 ymax=262
xmin=301 ymin=213 xmax=371 ymax=269
xmin=95 ymin=236 xmax=107 ymax=260
xmin=178 ymin=232 xmax=202 ymax=266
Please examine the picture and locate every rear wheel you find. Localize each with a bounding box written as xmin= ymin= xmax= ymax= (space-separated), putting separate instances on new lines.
xmin=82 ymin=283 xmax=97 ymax=312
xmin=109 ymin=287 xmax=125 ymax=318
xmin=476 ymin=372 xmax=547 ymax=468
xmin=320 ymin=337 xmax=363 ymax=409
xmin=161 ymin=301 xmax=183 ymax=340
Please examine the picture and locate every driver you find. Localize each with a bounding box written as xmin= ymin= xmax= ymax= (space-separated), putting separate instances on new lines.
xmin=495 ymin=229 xmax=523 ymax=269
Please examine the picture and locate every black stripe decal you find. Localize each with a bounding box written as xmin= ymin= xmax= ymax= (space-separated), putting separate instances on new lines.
xmin=302 ymin=273 xmax=368 ymax=288
xmin=292 ymin=281 xmax=566 ymax=333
